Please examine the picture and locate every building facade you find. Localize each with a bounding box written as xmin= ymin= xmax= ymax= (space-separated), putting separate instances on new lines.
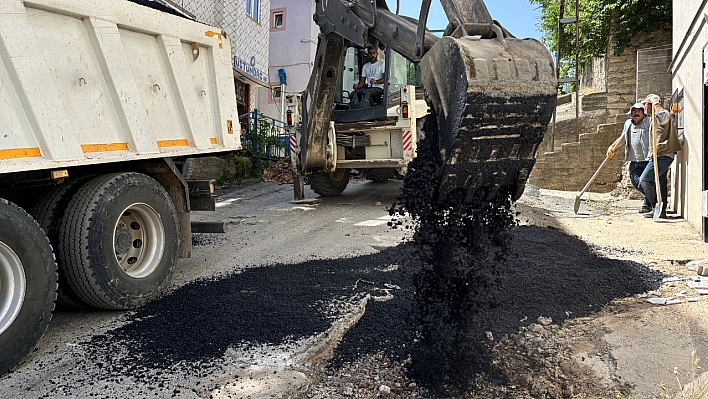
xmin=172 ymin=0 xmax=270 ymax=118
xmin=671 ymin=1 xmax=708 ymax=241
xmin=257 ymin=0 xmax=318 ymax=120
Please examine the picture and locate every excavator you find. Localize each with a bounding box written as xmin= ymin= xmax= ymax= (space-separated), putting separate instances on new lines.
xmin=292 ymin=0 xmax=557 ymax=204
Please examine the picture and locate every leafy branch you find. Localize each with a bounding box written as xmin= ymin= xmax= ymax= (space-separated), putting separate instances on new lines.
xmin=529 ymin=0 xmax=671 ymax=73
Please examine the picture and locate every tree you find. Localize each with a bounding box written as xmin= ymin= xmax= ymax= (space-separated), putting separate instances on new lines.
xmin=530 ymin=0 xmax=671 ymax=75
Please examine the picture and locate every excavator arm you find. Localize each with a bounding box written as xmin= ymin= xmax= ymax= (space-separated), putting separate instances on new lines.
xmin=300 ymin=0 xmax=556 ymax=203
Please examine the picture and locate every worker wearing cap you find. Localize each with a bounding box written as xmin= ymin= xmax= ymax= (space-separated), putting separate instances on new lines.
xmin=607 ymin=102 xmax=652 ymax=213
xmin=638 ymin=94 xmax=682 ymax=218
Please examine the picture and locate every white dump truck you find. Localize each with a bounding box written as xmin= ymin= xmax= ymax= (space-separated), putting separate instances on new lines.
xmin=0 ymin=0 xmax=240 ymax=374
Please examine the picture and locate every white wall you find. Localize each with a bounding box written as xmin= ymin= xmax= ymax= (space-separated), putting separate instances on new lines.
xmin=672 ymin=1 xmax=707 ymax=238
xmin=257 ymin=0 xmax=317 ymax=120
xmin=179 ymin=0 xmax=270 ymax=113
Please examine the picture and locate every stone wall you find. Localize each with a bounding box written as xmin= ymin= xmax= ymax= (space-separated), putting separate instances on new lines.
xmin=605 ymin=23 xmax=672 ymax=123
xmin=537 ymin=92 xmax=608 ymax=156
xmin=580 ymin=57 xmax=606 ymax=94
xmin=531 ymin=122 xmax=625 ymax=192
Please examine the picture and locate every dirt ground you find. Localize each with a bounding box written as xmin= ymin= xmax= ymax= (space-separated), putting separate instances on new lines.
xmin=301 ymin=186 xmax=708 ymax=399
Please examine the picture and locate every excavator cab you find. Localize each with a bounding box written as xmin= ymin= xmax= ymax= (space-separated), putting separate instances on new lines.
xmin=333 ymin=45 xmax=387 ymax=113
xmin=331 ymin=43 xmax=423 ymax=123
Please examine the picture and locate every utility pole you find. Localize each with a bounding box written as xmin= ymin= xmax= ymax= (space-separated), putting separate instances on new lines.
xmin=554 ymin=0 xmax=581 ymax=146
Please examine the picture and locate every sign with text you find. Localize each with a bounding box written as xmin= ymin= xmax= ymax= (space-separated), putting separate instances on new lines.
xmin=233 ymin=56 xmax=268 ymax=85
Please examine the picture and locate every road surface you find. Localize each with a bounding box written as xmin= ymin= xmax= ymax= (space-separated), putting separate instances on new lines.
xmin=0 ymin=179 xmax=408 ymax=398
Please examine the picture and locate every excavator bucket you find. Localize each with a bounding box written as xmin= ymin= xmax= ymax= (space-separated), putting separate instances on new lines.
xmin=420 ymin=32 xmax=557 ymax=204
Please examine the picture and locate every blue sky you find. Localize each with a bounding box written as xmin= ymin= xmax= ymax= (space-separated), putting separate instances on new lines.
xmin=397 ymin=0 xmax=543 ymax=42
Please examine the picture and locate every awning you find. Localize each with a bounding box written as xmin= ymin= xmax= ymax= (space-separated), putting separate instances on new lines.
xmin=233 ymin=68 xmax=268 ymax=88
xmin=233 ymin=56 xmax=269 ymax=88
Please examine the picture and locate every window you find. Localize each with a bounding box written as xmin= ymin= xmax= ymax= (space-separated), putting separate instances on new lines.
xmin=387 ymin=50 xmax=421 ymax=99
xmin=268 ymin=83 xmax=282 ymax=104
xmin=246 ymin=0 xmax=259 ymax=22
xmin=270 ymin=9 xmax=286 ymax=32
xmin=235 ymin=78 xmax=250 ymax=130
xmin=675 ymin=89 xmax=684 ymax=142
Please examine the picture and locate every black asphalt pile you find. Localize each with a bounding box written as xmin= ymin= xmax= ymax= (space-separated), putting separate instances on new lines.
xmin=488 ymin=226 xmax=666 ymax=335
xmin=77 ymin=247 xmax=415 ymax=388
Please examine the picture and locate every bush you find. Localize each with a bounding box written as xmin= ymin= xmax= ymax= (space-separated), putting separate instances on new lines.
xmin=231 ymin=155 xmax=253 ymax=180
xmin=214 ymin=155 xmax=256 ymax=187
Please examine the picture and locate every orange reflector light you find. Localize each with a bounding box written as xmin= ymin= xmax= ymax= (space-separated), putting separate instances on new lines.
xmin=286 ymin=110 xmax=293 ymax=126
xmin=401 ymin=101 xmax=409 ymax=119
xmin=51 ymin=169 xmax=69 ymax=179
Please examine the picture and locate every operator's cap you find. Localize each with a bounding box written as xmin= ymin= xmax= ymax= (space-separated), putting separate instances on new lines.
xmin=627 ymin=102 xmax=645 ymax=115
xmin=643 ymin=94 xmax=661 ymax=105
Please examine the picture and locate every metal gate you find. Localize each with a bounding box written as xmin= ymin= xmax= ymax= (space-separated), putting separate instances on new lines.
xmin=239 ymin=110 xmax=289 ymax=160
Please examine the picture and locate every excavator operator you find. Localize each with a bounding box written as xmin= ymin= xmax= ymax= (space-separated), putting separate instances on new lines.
xmin=350 ymin=46 xmax=385 ymax=108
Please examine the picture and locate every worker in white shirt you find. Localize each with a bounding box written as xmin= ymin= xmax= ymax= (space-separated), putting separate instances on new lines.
xmin=351 ymin=46 xmax=385 ymax=107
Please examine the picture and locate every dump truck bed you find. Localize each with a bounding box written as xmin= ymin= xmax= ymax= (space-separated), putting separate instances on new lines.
xmin=0 ymin=0 xmax=240 ymax=175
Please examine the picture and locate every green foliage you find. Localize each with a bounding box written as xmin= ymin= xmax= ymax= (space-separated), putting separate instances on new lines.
xmin=558 ymin=61 xmax=577 ymax=94
xmin=530 ymin=0 xmax=671 ymax=77
xmin=612 ymin=0 xmax=672 ymax=57
xmin=241 ymin=112 xmax=285 ymax=176
xmin=214 ymin=155 xmax=255 ymax=187
xmin=230 ymin=155 xmax=254 ymax=180
xmin=214 ymin=170 xmax=231 ymax=187
xmin=216 ymin=112 xmax=288 ymax=187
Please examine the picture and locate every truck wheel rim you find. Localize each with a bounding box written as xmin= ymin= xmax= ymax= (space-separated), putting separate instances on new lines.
xmin=0 ymin=241 xmax=26 ymax=336
xmin=113 ymin=203 xmax=165 ymax=279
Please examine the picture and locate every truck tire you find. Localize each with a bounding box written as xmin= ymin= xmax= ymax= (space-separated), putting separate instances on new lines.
xmin=59 ymin=173 xmax=179 ymax=309
xmin=0 ymin=199 xmax=57 ymax=376
xmin=309 ymin=169 xmax=351 ymax=196
xmin=363 ymin=168 xmax=395 ymax=182
xmin=31 ymin=178 xmax=93 ymax=308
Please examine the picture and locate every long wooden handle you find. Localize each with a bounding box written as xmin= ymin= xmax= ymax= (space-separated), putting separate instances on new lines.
xmin=651 ymin=106 xmax=662 ymax=203
xmin=578 ymin=135 xmax=624 ymax=197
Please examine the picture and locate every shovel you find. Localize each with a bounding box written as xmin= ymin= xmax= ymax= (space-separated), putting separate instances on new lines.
xmin=651 ymin=105 xmax=664 ymax=221
xmin=574 ymin=135 xmax=624 ymax=214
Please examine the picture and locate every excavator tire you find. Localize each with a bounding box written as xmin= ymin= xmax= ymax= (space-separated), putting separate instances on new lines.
xmin=363 ymin=168 xmax=395 ymax=182
xmin=420 ymin=35 xmax=556 ymax=204
xmin=309 ymin=169 xmax=351 ymax=196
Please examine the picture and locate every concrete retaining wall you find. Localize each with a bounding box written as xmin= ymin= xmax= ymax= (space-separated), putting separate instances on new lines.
xmin=531 ymin=122 xmax=625 ymax=192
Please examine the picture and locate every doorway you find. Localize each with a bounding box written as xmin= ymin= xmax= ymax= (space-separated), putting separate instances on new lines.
xmin=235 ymin=78 xmax=250 ymax=132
